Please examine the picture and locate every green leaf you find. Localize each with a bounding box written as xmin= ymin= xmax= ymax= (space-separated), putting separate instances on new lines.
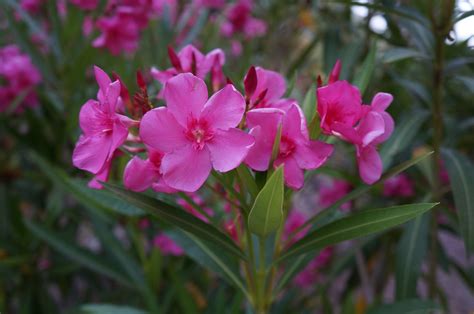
xmin=81 ymin=304 xmax=147 ymax=314
xmin=248 ymin=167 xmax=284 ymax=237
xmin=395 ymin=212 xmax=430 ymax=299
xmin=442 ymin=149 xmax=474 ymax=254
xmin=367 ymin=299 xmax=440 ymax=314
xmin=277 ymin=203 xmax=437 ymax=263
xmin=380 ymin=110 xmax=429 ymax=169
xmin=354 ymin=41 xmax=376 ymax=95
xmin=102 ymin=183 xmax=246 ymax=261
xmin=302 ymin=85 xmax=316 ymax=125
xmin=382 ymin=48 xmax=429 ymax=63
xmin=30 ymin=152 xmax=144 ymax=216
xmin=24 ymin=220 xmax=132 ymax=286
xmin=166 ymin=230 xmax=250 ymax=299
xmin=236 ymin=164 xmax=260 ymax=200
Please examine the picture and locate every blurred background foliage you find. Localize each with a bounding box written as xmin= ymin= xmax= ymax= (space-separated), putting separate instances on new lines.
xmin=0 ymin=0 xmax=473 ymax=313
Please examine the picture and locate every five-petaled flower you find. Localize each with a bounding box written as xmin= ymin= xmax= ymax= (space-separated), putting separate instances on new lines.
xmin=140 ymin=73 xmax=254 ymax=192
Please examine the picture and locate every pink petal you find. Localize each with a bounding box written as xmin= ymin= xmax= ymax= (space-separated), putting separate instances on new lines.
xmin=72 ymin=134 xmax=111 ymax=174
xmin=123 ymin=156 xmax=159 ymax=192
xmin=253 ymin=67 xmax=286 ymax=103
xmin=88 ymin=158 xmax=113 ymax=189
xmin=277 ymin=157 xmax=304 ymax=190
xmin=79 ymin=99 xmax=103 ymax=136
xmin=94 ymin=65 xmax=111 ymax=93
xmin=357 ymin=111 xmax=385 ymax=147
xmin=207 ymin=128 xmax=254 ymax=172
xmin=105 ymin=80 xmax=121 ymax=113
xmin=163 ymin=73 xmax=208 ymax=127
xmin=295 ymin=140 xmax=333 ymax=170
xmin=151 ymin=67 xmax=177 ymax=85
xmin=357 ymin=145 xmax=382 ymax=184
xmin=178 ymin=45 xmax=206 ymax=75
xmin=111 ymin=119 xmax=129 ymax=153
xmin=371 ymin=92 xmax=393 ymax=112
xmin=245 ymin=109 xmax=284 ymax=171
xmin=151 ymin=179 xmax=177 ymax=194
xmin=139 ymin=107 xmax=188 ymax=153
xmin=331 ymin=122 xmax=360 ymax=144
xmin=162 ymin=145 xmax=212 ymax=192
xmin=201 ymin=84 xmax=246 ymax=130
xmin=374 ymin=111 xmax=394 ymax=144
xmin=282 ymin=104 xmax=305 ymax=142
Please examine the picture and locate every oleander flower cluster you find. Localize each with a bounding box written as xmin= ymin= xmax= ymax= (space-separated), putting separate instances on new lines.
xmin=0 ymin=45 xmax=42 ymax=113
xmin=72 ymin=45 xmax=394 ymax=192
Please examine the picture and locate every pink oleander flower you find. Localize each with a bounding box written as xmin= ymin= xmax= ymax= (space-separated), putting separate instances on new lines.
xmin=283 ymin=210 xmax=309 ymax=244
xmin=244 ymin=66 xmax=293 ymax=110
xmin=334 ymin=93 xmax=394 ymax=184
xmin=221 ymin=0 xmax=267 ymax=39
xmin=383 ymin=174 xmax=414 ymax=198
xmin=153 ymin=234 xmax=184 ymax=256
xmin=319 ymin=179 xmax=352 ymax=211
xmin=245 ymin=104 xmax=333 ymax=189
xmin=140 ymin=73 xmax=254 ymax=192
xmin=151 ymin=45 xmax=225 ymax=97
xmin=0 ymin=45 xmax=42 ymax=113
xmin=93 ymin=11 xmax=142 ymax=55
xmin=317 ymin=80 xmax=363 ymax=136
xmin=293 ymin=247 xmax=334 ymax=288
xmin=70 ymin=0 xmax=98 ymax=10
xmin=72 ymin=66 xmax=134 ymax=188
xmin=123 ymin=147 xmax=176 ymax=193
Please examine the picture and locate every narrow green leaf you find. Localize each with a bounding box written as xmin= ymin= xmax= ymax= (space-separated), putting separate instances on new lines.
xmin=367 ymin=299 xmax=440 ymax=314
xmin=382 ymin=47 xmax=429 ymax=63
xmin=103 ymin=183 xmax=246 ymax=261
xmin=30 ymin=152 xmax=144 ymax=216
xmin=167 ymin=230 xmax=250 ymax=299
xmin=354 ymin=41 xmax=377 ymax=95
xmin=284 ymin=71 xmax=297 ymax=98
xmin=395 ymin=212 xmax=430 ymax=299
xmin=302 ymin=85 xmax=316 ymax=125
xmin=380 ymin=110 xmax=429 ymax=169
xmin=24 ymin=220 xmax=132 ymax=286
xmin=179 ymin=9 xmax=208 ymax=48
xmin=277 ymin=203 xmax=437 ymax=263
xmin=236 ymin=164 xmax=260 ymax=200
xmin=442 ymin=149 xmax=474 ymax=254
xmin=248 ymin=167 xmax=284 ymax=237
xmin=81 ymin=304 xmax=147 ymax=314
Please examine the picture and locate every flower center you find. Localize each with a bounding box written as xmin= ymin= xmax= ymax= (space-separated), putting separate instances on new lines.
xmin=279 ymin=136 xmax=296 ymax=158
xmin=185 ymin=117 xmax=214 ymax=150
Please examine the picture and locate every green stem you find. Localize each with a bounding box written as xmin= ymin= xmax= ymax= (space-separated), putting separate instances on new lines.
xmin=255 ymin=236 xmax=267 ymax=314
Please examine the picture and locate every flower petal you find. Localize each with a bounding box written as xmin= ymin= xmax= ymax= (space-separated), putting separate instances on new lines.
xmin=371 ymin=92 xmax=393 ymax=112
xmin=295 ymin=140 xmax=333 ymax=170
xmin=94 ymin=65 xmax=111 ymax=95
xmin=123 ymin=156 xmax=159 ymax=192
xmin=79 ymin=99 xmax=104 ymax=136
xmin=253 ymin=67 xmax=286 ymax=103
xmin=277 ymin=157 xmax=304 ymax=190
xmin=201 ymin=84 xmax=246 ymax=129
xmin=373 ymin=111 xmax=394 ymax=145
xmin=357 ymin=145 xmax=382 ymax=184
xmin=357 ymin=111 xmax=385 ymax=147
xmin=72 ymin=134 xmax=111 ymax=174
xmin=162 ymin=145 xmax=212 ymax=192
xmin=139 ymin=107 xmax=188 ymax=153
xmin=207 ymin=128 xmax=254 ymax=172
xmin=163 ymin=73 xmax=208 ymax=126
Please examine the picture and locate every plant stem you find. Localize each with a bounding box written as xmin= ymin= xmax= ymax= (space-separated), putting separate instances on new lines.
xmin=255 ymin=236 xmax=267 ymax=314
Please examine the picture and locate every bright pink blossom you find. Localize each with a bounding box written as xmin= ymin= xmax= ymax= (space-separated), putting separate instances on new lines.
xmin=319 ymin=179 xmax=352 ymax=211
xmin=383 ymin=174 xmax=414 ymax=198
xmin=0 ymin=45 xmax=42 ymax=112
xmin=221 ymin=0 xmax=267 ymax=39
xmin=93 ymin=13 xmax=141 ymax=55
xmin=151 ymin=45 xmax=225 ymax=97
xmin=123 ymin=148 xmax=176 ymax=193
xmin=245 ymin=104 xmax=333 ymax=189
xmin=317 ymin=80 xmax=362 ymax=135
xmin=140 ymin=73 xmax=254 ymax=192
xmin=72 ymin=66 xmax=134 ymax=187
xmin=153 ymin=234 xmax=184 ymax=256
